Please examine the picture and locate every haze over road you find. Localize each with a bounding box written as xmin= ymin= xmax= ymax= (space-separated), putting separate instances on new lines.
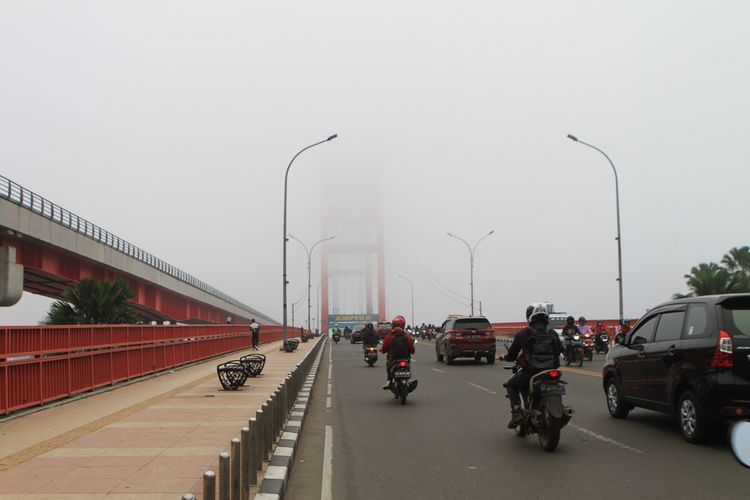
xmin=287 ymin=340 xmax=749 ymax=500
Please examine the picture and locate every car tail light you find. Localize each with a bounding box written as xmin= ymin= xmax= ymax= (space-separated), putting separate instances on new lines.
xmin=548 ymin=370 xmax=561 ymax=379
xmin=710 ymin=330 xmax=734 ymax=368
xmin=398 ymin=360 xmax=408 ymax=367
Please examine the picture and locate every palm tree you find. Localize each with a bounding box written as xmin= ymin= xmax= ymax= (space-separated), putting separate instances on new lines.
xmin=722 ymin=246 xmax=750 ymax=274
xmin=676 ymin=262 xmax=750 ymax=298
xmin=42 ymin=277 xmax=140 ymax=325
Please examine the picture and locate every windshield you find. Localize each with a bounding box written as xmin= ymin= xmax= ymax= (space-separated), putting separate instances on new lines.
xmin=452 ymin=319 xmax=491 ymax=331
xmin=549 ymin=318 xmax=568 ymax=330
xmin=722 ymin=297 xmax=750 ymax=337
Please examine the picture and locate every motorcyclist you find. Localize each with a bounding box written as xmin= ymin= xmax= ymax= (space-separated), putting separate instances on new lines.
xmin=332 ymin=325 xmax=341 ymax=342
xmin=500 ymin=305 xmax=563 ymax=428
xmin=362 ymin=322 xmax=379 ymax=348
xmin=577 ymin=316 xmax=593 ymax=335
xmin=561 ymin=316 xmax=581 ymax=361
xmin=380 ymin=314 xmax=415 ymax=390
xmin=593 ymin=320 xmax=608 ymax=349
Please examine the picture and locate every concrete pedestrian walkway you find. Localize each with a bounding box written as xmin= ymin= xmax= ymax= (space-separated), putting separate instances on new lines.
xmin=0 ymin=337 xmax=322 ymax=499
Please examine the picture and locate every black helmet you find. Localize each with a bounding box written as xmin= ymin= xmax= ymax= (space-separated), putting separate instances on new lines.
xmin=578 ymin=316 xmax=587 ymax=324
xmin=566 ymin=316 xmax=575 ymax=323
xmin=525 ymin=305 xmax=535 ymax=320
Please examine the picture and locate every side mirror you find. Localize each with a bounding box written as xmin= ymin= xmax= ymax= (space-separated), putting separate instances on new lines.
xmin=615 ymin=333 xmax=626 ymax=345
xmin=730 ymin=420 xmax=750 ymax=467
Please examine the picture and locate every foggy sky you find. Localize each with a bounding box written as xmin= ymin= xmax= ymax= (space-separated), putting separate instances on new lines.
xmin=1 ymin=1 xmax=749 ymax=326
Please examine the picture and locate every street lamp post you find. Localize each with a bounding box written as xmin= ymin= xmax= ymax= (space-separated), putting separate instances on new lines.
xmin=398 ymin=275 xmax=415 ymax=329
xmin=282 ymin=134 xmax=337 ymax=342
xmin=567 ymin=134 xmax=624 ymax=323
xmin=447 ymin=230 xmax=494 ymax=316
xmin=288 ymin=234 xmax=335 ymax=335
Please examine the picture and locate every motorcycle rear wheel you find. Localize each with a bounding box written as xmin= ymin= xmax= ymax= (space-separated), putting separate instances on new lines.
xmin=367 ymin=359 xmax=374 ymax=366
xmin=538 ymin=407 xmax=561 ymax=452
xmin=400 ymin=387 xmax=407 ymax=405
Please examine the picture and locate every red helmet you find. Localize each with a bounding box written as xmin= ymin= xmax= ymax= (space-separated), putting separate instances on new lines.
xmin=392 ymin=315 xmax=406 ymax=328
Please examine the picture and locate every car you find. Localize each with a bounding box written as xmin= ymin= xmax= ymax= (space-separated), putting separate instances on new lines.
xmin=603 ymin=293 xmax=750 ymax=443
xmin=376 ymin=321 xmax=391 ymax=340
xmin=435 ymin=316 xmax=496 ymax=365
xmin=350 ymin=329 xmax=363 ymax=344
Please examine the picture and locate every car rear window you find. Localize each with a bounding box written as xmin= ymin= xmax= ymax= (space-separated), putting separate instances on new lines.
xmin=452 ymin=319 xmax=491 ymax=331
xmin=722 ymin=297 xmax=750 ymax=337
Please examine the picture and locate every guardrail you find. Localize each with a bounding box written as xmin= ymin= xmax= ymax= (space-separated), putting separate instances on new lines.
xmin=0 ymin=324 xmax=294 ymax=415
xmin=491 ymin=319 xmax=631 ymax=337
xmin=0 ymin=174 xmax=274 ymax=324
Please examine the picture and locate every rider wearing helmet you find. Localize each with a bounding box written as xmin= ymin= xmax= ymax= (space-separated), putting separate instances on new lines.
xmin=500 ymin=304 xmax=563 ymax=428
xmin=561 ymin=315 xmax=581 ymax=360
xmin=577 ymin=316 xmax=593 ymax=335
xmin=362 ymin=322 xmax=379 ymax=348
xmin=380 ymin=315 xmax=415 ymax=390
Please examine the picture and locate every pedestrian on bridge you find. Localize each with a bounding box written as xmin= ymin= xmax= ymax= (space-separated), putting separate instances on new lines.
xmin=250 ymin=319 xmax=260 ymax=350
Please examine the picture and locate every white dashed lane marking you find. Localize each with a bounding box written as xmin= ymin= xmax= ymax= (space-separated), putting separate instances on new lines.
xmin=469 ymin=382 xmax=497 ymax=395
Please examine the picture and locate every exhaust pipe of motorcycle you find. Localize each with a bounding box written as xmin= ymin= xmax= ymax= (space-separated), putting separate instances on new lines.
xmin=562 ymin=407 xmax=574 ymax=426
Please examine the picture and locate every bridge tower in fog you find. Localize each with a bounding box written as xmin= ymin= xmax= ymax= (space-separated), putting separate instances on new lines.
xmin=319 ymin=185 xmax=386 ymax=334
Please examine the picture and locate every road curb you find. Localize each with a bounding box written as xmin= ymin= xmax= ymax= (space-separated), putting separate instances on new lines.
xmin=254 ymin=341 xmax=325 ymax=500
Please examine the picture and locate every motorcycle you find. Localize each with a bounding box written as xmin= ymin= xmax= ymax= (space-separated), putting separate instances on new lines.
xmin=564 ymin=335 xmax=584 ymax=367
xmin=582 ymin=333 xmax=594 ymax=361
xmin=332 ymin=333 xmax=340 ymax=344
xmin=595 ymin=333 xmax=610 ymax=354
xmin=502 ymin=362 xmax=574 ymax=452
xmin=388 ymin=359 xmax=418 ymax=405
xmin=364 ymin=345 xmax=378 ymax=366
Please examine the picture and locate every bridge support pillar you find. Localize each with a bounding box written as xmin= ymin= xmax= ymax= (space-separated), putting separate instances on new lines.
xmin=0 ymin=246 xmax=23 ymax=306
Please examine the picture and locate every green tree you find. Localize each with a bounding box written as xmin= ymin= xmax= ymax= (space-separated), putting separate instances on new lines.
xmin=722 ymin=246 xmax=750 ymax=274
xmin=42 ymin=277 xmax=140 ymax=325
xmin=674 ymin=261 xmax=750 ymax=299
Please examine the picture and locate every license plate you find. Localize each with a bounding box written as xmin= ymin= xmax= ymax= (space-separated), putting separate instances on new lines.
xmin=394 ymin=371 xmax=410 ymax=378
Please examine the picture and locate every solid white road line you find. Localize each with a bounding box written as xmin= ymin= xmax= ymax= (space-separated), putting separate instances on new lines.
xmin=469 ymin=382 xmax=497 ymax=395
xmin=321 ymin=425 xmax=333 ymax=500
xmin=429 ymin=367 xmax=445 ymax=373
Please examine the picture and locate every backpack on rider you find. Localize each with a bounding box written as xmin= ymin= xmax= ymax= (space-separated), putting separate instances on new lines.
xmin=524 ymin=324 xmax=560 ymax=372
xmin=390 ymin=332 xmax=411 ymax=359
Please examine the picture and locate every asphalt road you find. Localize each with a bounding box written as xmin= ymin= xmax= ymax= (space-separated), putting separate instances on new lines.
xmin=286 ymin=339 xmax=750 ymax=500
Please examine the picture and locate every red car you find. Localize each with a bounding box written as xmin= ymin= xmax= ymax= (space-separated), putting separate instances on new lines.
xmin=436 ymin=316 xmax=496 ymax=365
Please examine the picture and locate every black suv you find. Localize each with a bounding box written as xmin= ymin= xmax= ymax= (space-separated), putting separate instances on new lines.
xmin=603 ymin=294 xmax=750 ymax=443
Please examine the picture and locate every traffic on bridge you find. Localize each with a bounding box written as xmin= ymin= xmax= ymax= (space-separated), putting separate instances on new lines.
xmin=2 ymin=2 xmax=749 ymax=499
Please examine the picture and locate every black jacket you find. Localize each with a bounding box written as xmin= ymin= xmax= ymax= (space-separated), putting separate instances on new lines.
xmin=507 ymin=322 xmax=563 ymax=367
xmin=362 ymin=327 xmax=378 ymax=346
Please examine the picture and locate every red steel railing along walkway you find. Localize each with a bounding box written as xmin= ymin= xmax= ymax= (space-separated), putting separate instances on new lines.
xmin=0 ymin=324 xmax=290 ymax=415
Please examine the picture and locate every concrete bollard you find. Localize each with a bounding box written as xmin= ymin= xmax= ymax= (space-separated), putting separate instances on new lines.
xmin=248 ymin=418 xmax=258 ymax=485
xmin=273 ymin=390 xmax=281 ymax=439
xmin=219 ymin=451 xmax=230 ymax=500
xmin=203 ymin=470 xmax=216 ymax=500
xmin=231 ymin=437 xmax=241 ymax=500
xmin=241 ymin=427 xmax=251 ymax=500
xmin=255 ymin=409 xmax=265 ymax=470
xmin=261 ymin=402 xmax=271 ymax=460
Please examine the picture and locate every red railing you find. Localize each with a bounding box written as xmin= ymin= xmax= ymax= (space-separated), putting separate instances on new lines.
xmin=0 ymin=324 xmax=292 ymax=415
xmin=491 ymin=319 xmax=631 ymax=336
